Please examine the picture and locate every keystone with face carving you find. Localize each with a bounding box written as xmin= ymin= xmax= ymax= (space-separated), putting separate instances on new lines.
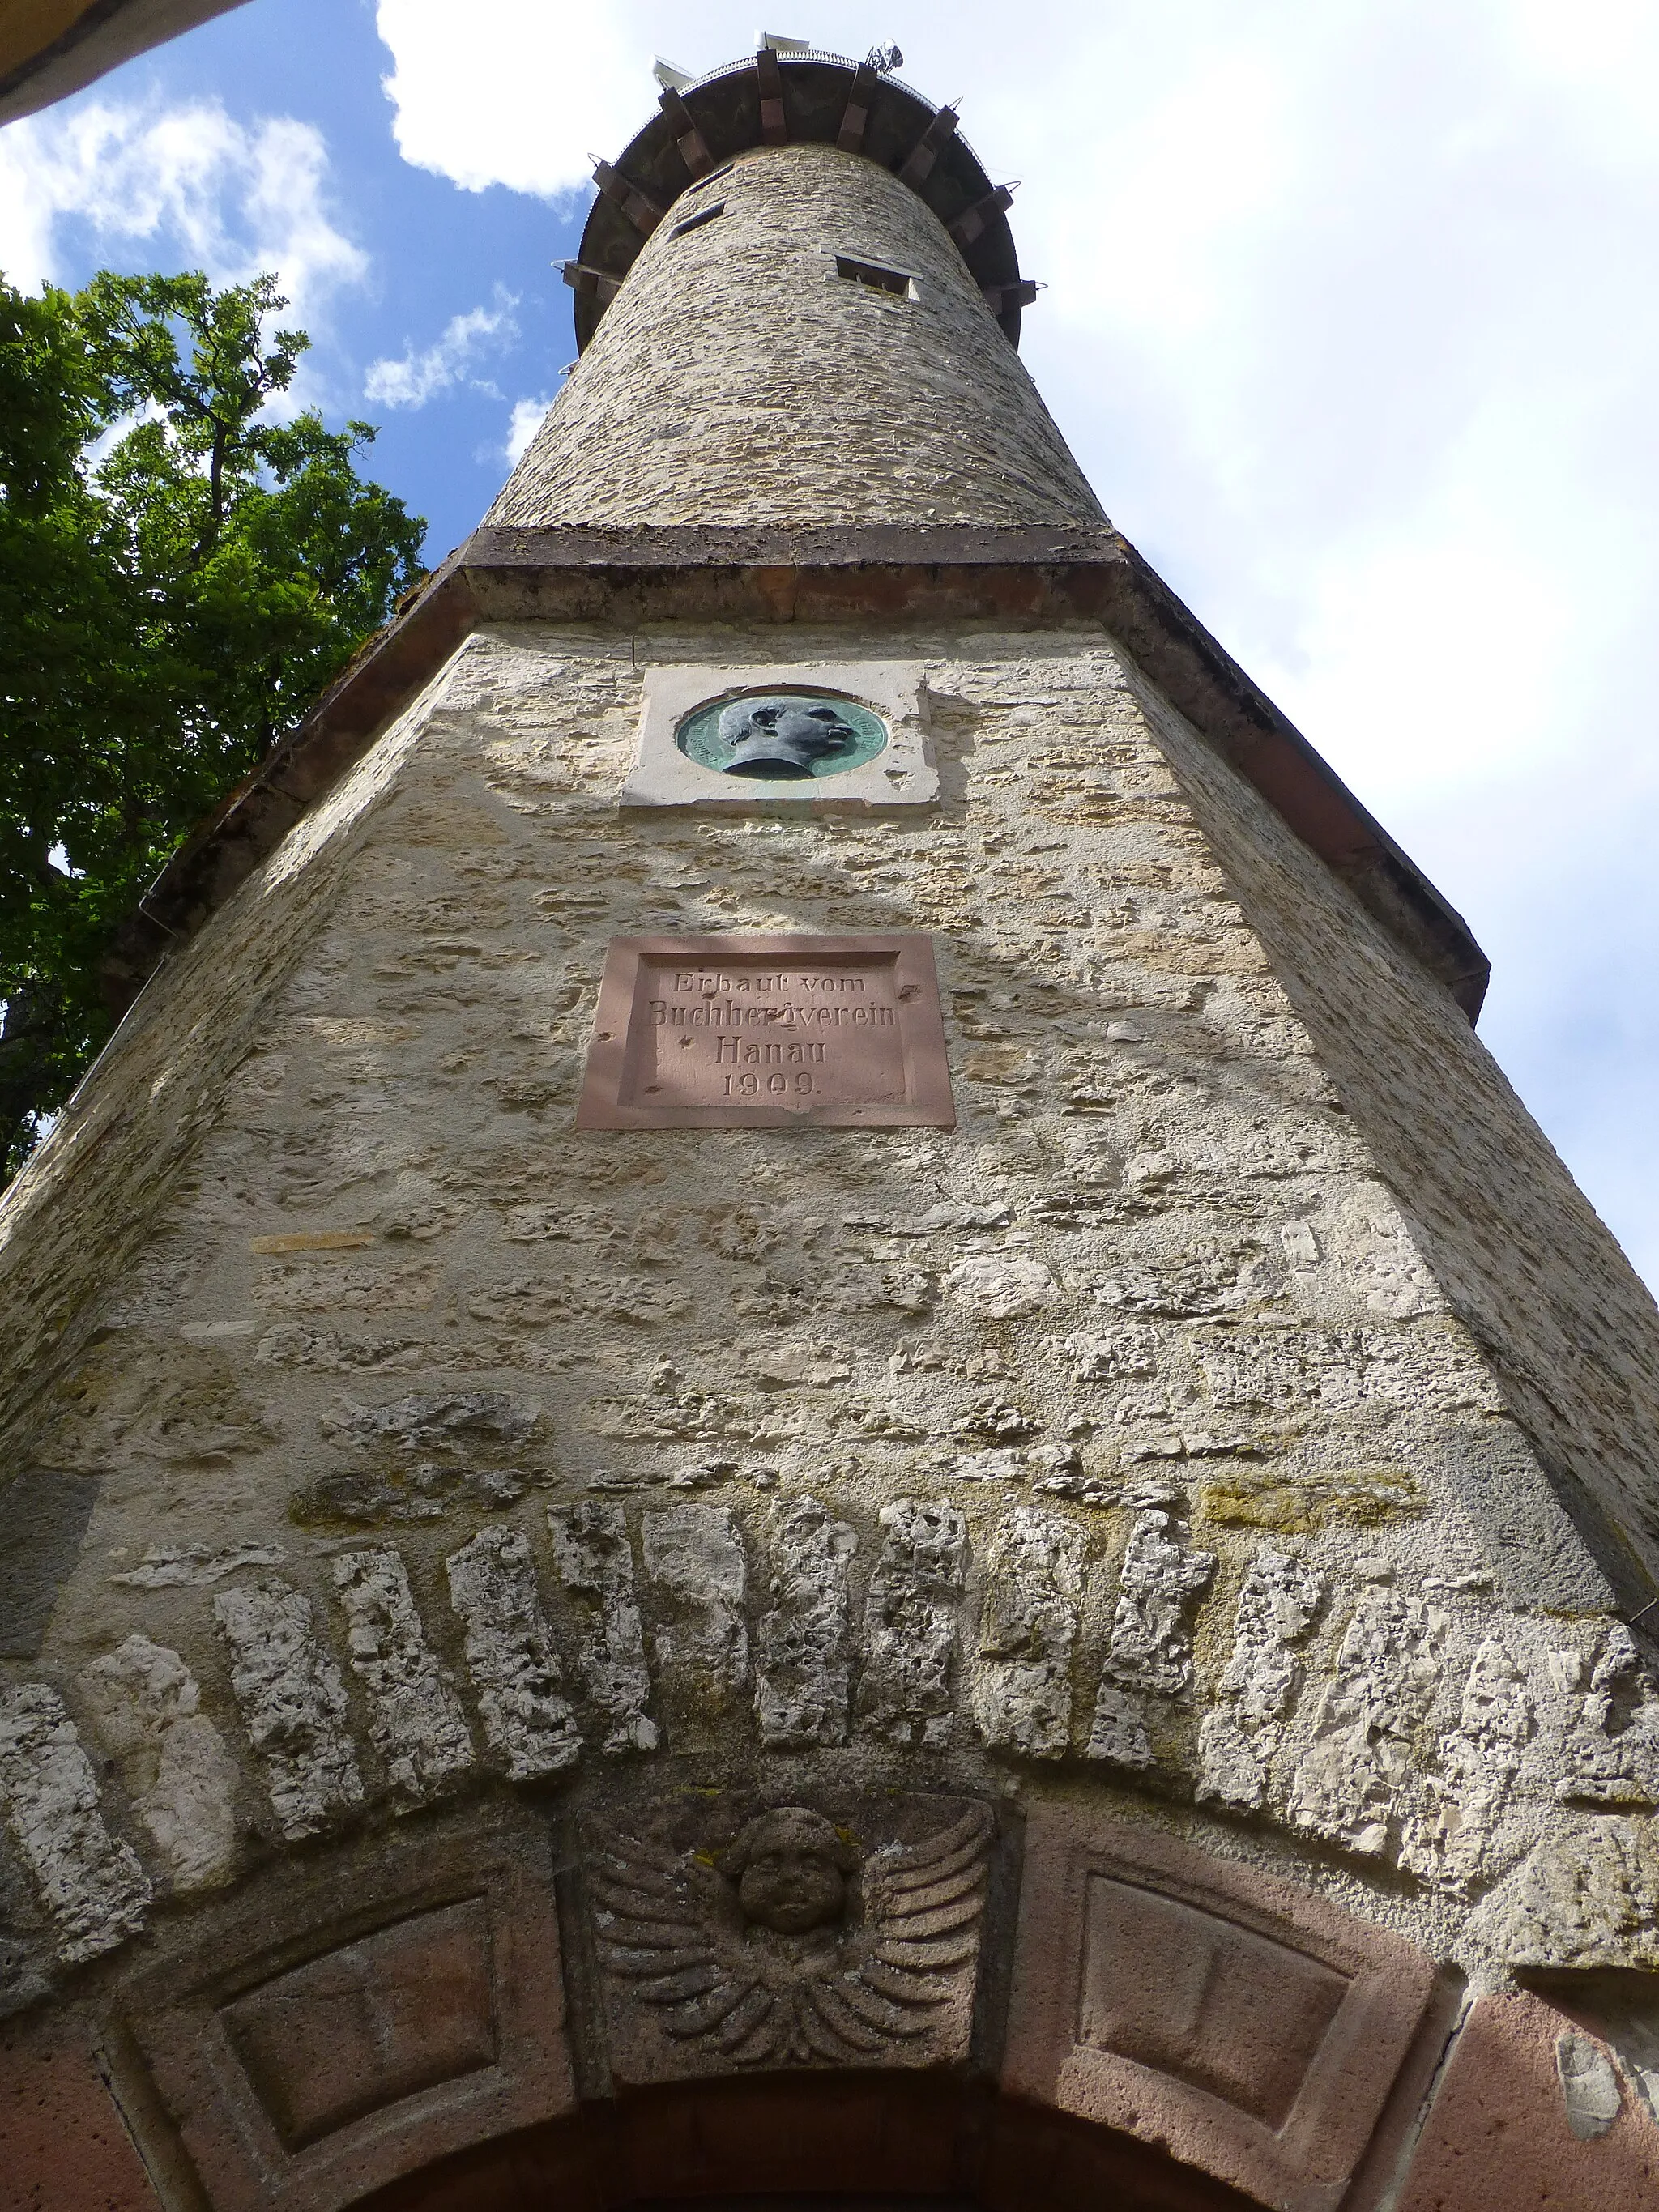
xmin=591 ymin=1799 xmax=992 ymax=2069
xmin=723 ymin=1805 xmax=857 ymax=1933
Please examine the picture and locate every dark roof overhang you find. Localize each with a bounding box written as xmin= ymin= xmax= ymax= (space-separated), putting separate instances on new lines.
xmin=0 ymin=0 xmax=250 ymax=125
xmin=100 ymin=526 xmax=1491 ymax=1025
xmin=569 ymin=49 xmax=1031 ymax=349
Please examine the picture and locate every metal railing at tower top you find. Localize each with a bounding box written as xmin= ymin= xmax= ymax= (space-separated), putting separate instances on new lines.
xmin=674 ymin=45 xmax=937 ymax=114
xmin=562 ymin=45 xmax=1033 ymax=354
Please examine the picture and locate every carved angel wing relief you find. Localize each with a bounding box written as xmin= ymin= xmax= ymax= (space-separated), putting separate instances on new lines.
xmin=591 ymin=1800 xmax=993 ymax=2075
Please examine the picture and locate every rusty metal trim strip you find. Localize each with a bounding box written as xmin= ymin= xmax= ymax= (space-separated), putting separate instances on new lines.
xmin=657 ymin=85 xmax=713 ymax=178
xmin=836 ymin=60 xmax=878 ymax=153
xmin=756 ymin=46 xmax=787 ymax=144
xmin=897 ymin=104 xmax=959 ymax=187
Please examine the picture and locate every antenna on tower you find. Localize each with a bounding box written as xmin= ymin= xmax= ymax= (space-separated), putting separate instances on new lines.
xmin=652 ymin=56 xmax=693 ymax=91
xmin=865 ymin=42 xmax=903 ymax=74
xmin=759 ymin=32 xmax=811 ymax=53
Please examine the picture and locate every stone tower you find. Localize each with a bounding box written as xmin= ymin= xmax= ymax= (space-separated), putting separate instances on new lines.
xmin=6 ymin=44 xmax=1659 ymax=2212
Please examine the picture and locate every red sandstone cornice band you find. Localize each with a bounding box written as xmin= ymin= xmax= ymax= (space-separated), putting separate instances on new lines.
xmin=100 ymin=523 xmax=1491 ymax=1025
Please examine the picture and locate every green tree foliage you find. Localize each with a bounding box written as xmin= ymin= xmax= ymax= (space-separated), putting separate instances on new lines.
xmin=0 ymin=269 xmax=426 ymax=1183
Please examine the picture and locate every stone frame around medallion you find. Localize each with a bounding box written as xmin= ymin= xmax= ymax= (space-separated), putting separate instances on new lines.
xmin=620 ymin=659 xmax=938 ymax=809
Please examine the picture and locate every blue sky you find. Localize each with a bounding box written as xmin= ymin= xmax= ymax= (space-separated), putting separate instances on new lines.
xmin=3 ymin=0 xmax=1657 ymax=1291
xmin=0 ymin=0 xmax=590 ymax=560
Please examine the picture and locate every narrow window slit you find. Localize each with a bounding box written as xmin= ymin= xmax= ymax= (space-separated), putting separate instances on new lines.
xmin=671 ymin=201 xmax=725 ymax=238
xmin=834 ymin=254 xmax=918 ymax=300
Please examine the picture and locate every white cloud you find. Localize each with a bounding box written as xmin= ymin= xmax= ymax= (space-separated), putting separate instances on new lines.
xmin=504 ymin=394 xmax=554 ymax=462
xmin=377 ymin=0 xmax=654 ymax=198
xmin=365 ymin=290 xmax=519 ymax=408
xmin=0 ymin=97 xmax=365 ymax=321
xmin=377 ymin=2 xmax=1659 ymax=1284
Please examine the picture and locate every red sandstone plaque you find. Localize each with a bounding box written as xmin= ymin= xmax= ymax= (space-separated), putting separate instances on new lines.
xmin=576 ymin=935 xmax=955 ymax=1130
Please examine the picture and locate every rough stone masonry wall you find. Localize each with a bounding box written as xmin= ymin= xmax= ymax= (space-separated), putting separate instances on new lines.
xmin=2 ymin=619 xmax=1657 ymax=2022
xmin=1135 ymin=679 xmax=1659 ymax=1611
xmin=490 ymin=143 xmax=1107 ymax=532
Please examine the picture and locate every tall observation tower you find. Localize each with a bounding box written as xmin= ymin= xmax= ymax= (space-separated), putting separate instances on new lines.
xmin=6 ymin=45 xmax=1659 ymax=2212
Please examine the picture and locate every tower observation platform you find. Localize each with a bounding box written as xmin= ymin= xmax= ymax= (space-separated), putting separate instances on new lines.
xmin=5 ymin=38 xmax=1659 ymax=2212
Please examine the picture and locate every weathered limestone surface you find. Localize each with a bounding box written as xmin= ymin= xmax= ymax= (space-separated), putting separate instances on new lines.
xmin=1133 ymin=671 xmax=1659 ymax=1608
xmin=0 ymin=615 xmax=1655 ymax=2002
xmin=491 ymin=143 xmax=1106 ymax=533
xmin=972 ymin=1506 xmax=1085 ymax=1760
xmin=76 ymin=1635 xmax=236 ymax=1890
xmin=754 ymin=1495 xmax=858 ymax=1750
xmin=212 ymin=1579 xmax=361 ymax=1839
xmin=856 ymin=1497 xmax=968 ymax=1746
xmin=332 ymin=1546 xmax=475 ymax=1798
xmin=1400 ymin=1633 xmax=1532 ymax=1892
xmin=444 ymin=1525 xmax=581 ymax=1779
xmin=642 ymin=1503 xmax=750 ymax=1733
xmin=0 ymin=1686 xmax=149 ymax=1961
xmin=1286 ymin=1584 xmax=1447 ymax=1858
xmin=1086 ymin=1502 xmax=1216 ymax=1769
xmin=546 ymin=1502 xmax=657 ymax=1752
xmin=1196 ymin=1545 xmax=1324 ymax=1812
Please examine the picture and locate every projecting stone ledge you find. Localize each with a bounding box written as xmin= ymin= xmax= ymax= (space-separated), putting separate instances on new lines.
xmin=98 ymin=520 xmax=1487 ymax=1026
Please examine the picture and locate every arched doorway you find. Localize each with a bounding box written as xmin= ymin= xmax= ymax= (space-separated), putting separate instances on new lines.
xmin=353 ymin=2077 xmax=1261 ymax=2212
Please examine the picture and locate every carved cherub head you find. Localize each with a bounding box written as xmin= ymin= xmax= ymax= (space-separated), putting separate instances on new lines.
xmin=723 ymin=1806 xmax=858 ymax=1935
xmin=716 ymin=697 xmax=860 ymax=779
xmin=595 ymin=1801 xmax=991 ymax=2067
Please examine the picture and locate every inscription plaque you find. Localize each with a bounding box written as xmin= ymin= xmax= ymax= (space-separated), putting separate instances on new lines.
xmin=576 ymin=935 xmax=955 ymax=1130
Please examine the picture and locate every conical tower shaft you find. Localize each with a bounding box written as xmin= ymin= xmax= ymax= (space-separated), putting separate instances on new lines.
xmin=495 ymin=142 xmax=1102 ymax=533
